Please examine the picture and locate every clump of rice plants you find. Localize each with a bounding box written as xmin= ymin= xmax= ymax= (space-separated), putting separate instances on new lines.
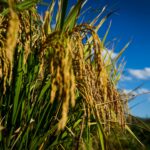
xmin=0 ymin=0 xmax=144 ymax=149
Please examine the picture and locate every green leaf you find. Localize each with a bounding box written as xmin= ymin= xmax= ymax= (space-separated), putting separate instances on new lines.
xmin=60 ymin=0 xmax=69 ymax=30
xmin=15 ymin=0 xmax=38 ymax=11
xmin=30 ymin=125 xmax=57 ymax=149
xmin=90 ymin=6 xmax=106 ymax=26
xmin=73 ymin=119 xmax=82 ymax=128
xmin=95 ymin=10 xmax=114 ymax=33
xmin=114 ymin=42 xmax=130 ymax=62
xmin=125 ymin=125 xmax=145 ymax=148
xmin=12 ymin=53 xmax=23 ymax=125
xmin=38 ymin=79 xmax=51 ymax=101
xmin=63 ymin=0 xmax=84 ymax=31
xmin=43 ymin=0 xmax=55 ymax=34
xmin=97 ymin=123 xmax=105 ymax=150
xmin=102 ymin=21 xmax=112 ymax=45
xmin=1 ymin=0 xmax=38 ymax=16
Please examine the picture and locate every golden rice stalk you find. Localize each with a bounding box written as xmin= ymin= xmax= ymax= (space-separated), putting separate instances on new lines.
xmin=71 ymin=24 xmax=127 ymax=132
xmin=40 ymin=22 xmax=127 ymax=131
xmin=0 ymin=59 xmax=2 ymax=79
xmin=42 ymin=11 xmax=51 ymax=35
xmin=0 ymin=15 xmax=6 ymax=80
xmin=18 ymin=9 xmax=41 ymax=65
xmin=1 ymin=0 xmax=19 ymax=93
xmin=41 ymin=32 xmax=76 ymax=130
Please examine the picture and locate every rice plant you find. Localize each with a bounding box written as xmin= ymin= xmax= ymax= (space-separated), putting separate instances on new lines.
xmin=0 ymin=0 xmax=144 ymax=149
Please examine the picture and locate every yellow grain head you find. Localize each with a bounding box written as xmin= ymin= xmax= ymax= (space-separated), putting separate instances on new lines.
xmin=1 ymin=0 xmax=20 ymax=93
xmin=42 ymin=32 xmax=76 ymax=130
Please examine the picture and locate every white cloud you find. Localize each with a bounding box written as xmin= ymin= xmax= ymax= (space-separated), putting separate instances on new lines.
xmin=122 ymin=88 xmax=150 ymax=97
xmin=128 ymin=67 xmax=150 ymax=80
xmin=102 ymin=49 xmax=118 ymax=61
xmin=137 ymin=88 xmax=150 ymax=94
xmin=120 ymin=89 xmax=136 ymax=100
xmin=119 ymin=88 xmax=150 ymax=102
xmin=120 ymin=75 xmax=132 ymax=81
xmin=122 ymin=89 xmax=133 ymax=94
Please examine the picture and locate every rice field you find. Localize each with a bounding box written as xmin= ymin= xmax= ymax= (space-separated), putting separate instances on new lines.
xmin=0 ymin=0 xmax=148 ymax=149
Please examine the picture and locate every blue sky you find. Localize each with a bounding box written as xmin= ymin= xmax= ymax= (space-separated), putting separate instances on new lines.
xmin=102 ymin=0 xmax=150 ymax=118
xmin=38 ymin=0 xmax=150 ymax=118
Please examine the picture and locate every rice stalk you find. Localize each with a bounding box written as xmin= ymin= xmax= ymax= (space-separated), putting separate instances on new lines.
xmin=40 ymin=32 xmax=76 ymax=130
xmin=0 ymin=0 xmax=139 ymax=149
xmin=70 ymin=24 xmax=127 ymax=133
xmin=0 ymin=0 xmax=19 ymax=94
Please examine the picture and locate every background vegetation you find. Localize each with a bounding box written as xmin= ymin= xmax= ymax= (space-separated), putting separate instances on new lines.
xmin=0 ymin=0 xmax=149 ymax=149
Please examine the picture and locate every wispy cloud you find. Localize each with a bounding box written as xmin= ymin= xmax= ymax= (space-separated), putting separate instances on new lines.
xmin=137 ymin=88 xmax=150 ymax=93
xmin=123 ymin=88 xmax=150 ymax=96
xmin=128 ymin=67 xmax=150 ymax=80
xmin=120 ymin=75 xmax=132 ymax=81
xmin=102 ymin=49 xmax=118 ymax=60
